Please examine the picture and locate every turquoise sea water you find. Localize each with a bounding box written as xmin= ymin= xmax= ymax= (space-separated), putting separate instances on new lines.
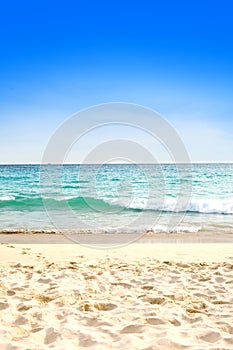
xmin=0 ymin=164 xmax=233 ymax=234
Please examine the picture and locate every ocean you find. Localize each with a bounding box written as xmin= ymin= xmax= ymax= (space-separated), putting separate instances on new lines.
xmin=0 ymin=163 xmax=233 ymax=236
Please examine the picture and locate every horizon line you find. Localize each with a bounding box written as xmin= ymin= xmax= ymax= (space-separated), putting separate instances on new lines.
xmin=1 ymin=161 xmax=233 ymax=166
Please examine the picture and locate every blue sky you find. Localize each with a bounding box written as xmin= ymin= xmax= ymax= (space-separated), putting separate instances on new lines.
xmin=1 ymin=0 xmax=233 ymax=163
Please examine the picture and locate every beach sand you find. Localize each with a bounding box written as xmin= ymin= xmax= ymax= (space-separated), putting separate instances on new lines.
xmin=0 ymin=234 xmax=233 ymax=349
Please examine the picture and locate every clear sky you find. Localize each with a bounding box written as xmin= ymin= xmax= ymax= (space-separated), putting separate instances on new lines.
xmin=1 ymin=0 xmax=233 ymax=163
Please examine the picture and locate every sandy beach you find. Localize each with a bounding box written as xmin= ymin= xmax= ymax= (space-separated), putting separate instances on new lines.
xmin=0 ymin=234 xmax=233 ymax=349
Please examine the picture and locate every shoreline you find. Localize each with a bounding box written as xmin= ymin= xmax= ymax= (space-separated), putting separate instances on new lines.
xmin=0 ymin=230 xmax=233 ymax=244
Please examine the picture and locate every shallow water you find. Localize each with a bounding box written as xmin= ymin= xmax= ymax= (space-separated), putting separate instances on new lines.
xmin=0 ymin=163 xmax=233 ymax=234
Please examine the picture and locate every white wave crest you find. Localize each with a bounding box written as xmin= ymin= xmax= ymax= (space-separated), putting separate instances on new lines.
xmin=0 ymin=195 xmax=15 ymax=201
xmin=150 ymin=224 xmax=202 ymax=233
xmin=127 ymin=197 xmax=233 ymax=214
xmin=187 ymin=198 xmax=233 ymax=214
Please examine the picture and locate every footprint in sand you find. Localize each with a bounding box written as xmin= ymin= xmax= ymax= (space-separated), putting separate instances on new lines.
xmin=17 ymin=303 xmax=32 ymax=312
xmin=215 ymin=276 xmax=225 ymax=283
xmin=10 ymin=263 xmax=21 ymax=268
xmin=34 ymin=294 xmax=55 ymax=304
xmin=168 ymin=318 xmax=181 ymax=327
xmin=200 ymin=330 xmax=221 ymax=343
xmin=82 ymin=302 xmax=117 ymax=312
xmin=94 ymin=302 xmax=117 ymax=311
xmin=0 ymin=302 xmax=9 ymax=310
xmin=25 ymin=272 xmax=33 ymax=280
xmin=21 ymin=248 xmax=31 ymax=255
xmin=145 ymin=317 xmax=167 ymax=326
xmin=147 ymin=297 xmax=166 ymax=305
xmin=141 ymin=285 xmax=154 ymax=290
xmin=7 ymin=290 xmax=16 ymax=296
xmin=120 ymin=324 xmax=145 ymax=334
xmin=84 ymin=274 xmax=96 ymax=280
xmin=44 ymin=327 xmax=59 ymax=345
xmin=176 ymin=262 xmax=191 ymax=268
xmin=36 ymin=254 xmax=46 ymax=261
xmin=111 ymin=282 xmax=132 ymax=288
xmin=78 ymin=332 xmax=96 ymax=347
xmin=14 ymin=316 xmax=28 ymax=326
xmin=37 ymin=278 xmax=52 ymax=284
xmin=31 ymin=327 xmax=44 ymax=333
